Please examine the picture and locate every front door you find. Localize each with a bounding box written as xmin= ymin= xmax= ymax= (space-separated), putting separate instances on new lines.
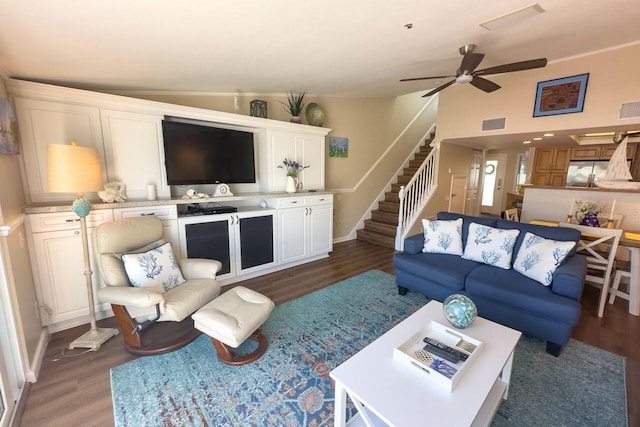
xmin=481 ymin=154 xmax=507 ymax=216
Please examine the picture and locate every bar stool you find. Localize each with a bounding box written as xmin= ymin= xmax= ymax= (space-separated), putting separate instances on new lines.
xmin=608 ymin=253 xmax=634 ymax=313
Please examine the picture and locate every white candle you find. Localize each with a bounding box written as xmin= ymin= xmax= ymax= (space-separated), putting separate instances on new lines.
xmin=568 ymin=198 xmax=574 ymax=217
xmin=609 ymin=200 xmax=616 ymax=220
xmin=147 ymin=184 xmax=157 ymax=201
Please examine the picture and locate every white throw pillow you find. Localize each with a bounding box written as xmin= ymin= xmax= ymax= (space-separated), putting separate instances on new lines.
xmin=513 ymin=232 xmax=575 ymax=286
xmin=122 ymin=242 xmax=185 ymax=291
xmin=422 ymin=218 xmax=463 ymax=255
xmin=462 ymin=223 xmax=520 ymax=269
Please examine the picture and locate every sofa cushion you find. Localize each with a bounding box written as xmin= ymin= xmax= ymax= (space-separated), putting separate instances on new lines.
xmin=465 ymin=265 xmax=581 ymax=324
xmin=122 ymin=242 xmax=186 ymax=291
xmin=462 ymin=223 xmax=520 ymax=269
xmin=393 ymin=252 xmax=480 ymax=292
xmin=437 ymin=212 xmax=498 ymax=246
xmin=496 ymin=220 xmax=581 ymax=258
xmin=421 ymin=218 xmax=463 ymax=255
xmin=512 ymin=232 xmax=575 ymax=286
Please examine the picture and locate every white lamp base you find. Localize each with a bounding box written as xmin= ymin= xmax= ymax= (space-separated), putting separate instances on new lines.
xmin=68 ymin=327 xmax=120 ymax=351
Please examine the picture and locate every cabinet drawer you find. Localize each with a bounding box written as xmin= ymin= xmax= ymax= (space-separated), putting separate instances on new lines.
xmin=276 ymin=197 xmax=307 ymax=208
xmin=28 ymin=210 xmax=114 ymax=233
xmin=308 ymin=194 xmax=333 ymax=205
xmin=113 ymin=205 xmax=177 ymax=222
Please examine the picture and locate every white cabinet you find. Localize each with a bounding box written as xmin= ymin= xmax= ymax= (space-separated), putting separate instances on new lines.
xmin=276 ymin=194 xmax=333 ymax=264
xmin=27 ymin=210 xmax=114 ymax=331
xmin=100 ymin=109 xmax=169 ymax=200
xmin=112 ymin=205 xmax=180 ymax=254
xmin=259 ymin=130 xmax=326 ymax=193
xmin=178 ymin=210 xmax=277 ymax=282
xmin=14 ymin=98 xmax=106 ymax=204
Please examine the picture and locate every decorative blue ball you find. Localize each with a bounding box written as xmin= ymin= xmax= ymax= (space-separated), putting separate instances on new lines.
xmin=443 ymin=294 xmax=477 ymax=329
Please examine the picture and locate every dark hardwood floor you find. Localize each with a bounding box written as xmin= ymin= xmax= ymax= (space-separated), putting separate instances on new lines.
xmin=16 ymin=240 xmax=639 ymax=426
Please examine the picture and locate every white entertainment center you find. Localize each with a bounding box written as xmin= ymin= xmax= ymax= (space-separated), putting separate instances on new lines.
xmin=9 ymin=79 xmax=333 ymax=333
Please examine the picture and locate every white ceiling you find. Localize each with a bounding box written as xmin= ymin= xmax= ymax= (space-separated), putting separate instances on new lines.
xmin=1 ymin=0 xmax=640 ymax=98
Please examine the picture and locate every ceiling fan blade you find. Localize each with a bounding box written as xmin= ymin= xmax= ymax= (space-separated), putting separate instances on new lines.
xmin=400 ymin=75 xmax=454 ymax=82
xmin=459 ymin=52 xmax=484 ymax=74
xmin=474 ymin=58 xmax=547 ymax=76
xmin=469 ymin=76 xmax=501 ymax=93
xmin=422 ymin=79 xmax=456 ymax=97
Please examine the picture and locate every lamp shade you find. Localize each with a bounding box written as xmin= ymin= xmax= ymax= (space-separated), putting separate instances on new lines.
xmin=48 ymin=141 xmax=103 ymax=193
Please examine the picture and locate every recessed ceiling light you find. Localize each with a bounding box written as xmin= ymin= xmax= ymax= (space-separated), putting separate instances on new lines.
xmin=533 ymin=137 xmax=543 ymax=141
xmin=543 ymin=133 xmax=554 ymax=137
xmin=584 ymin=132 xmax=615 ymax=137
xmin=523 ymin=140 xmax=531 ymax=144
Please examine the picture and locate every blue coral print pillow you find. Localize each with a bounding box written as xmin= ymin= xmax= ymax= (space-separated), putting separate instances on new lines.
xmin=122 ymin=242 xmax=185 ymax=291
xmin=513 ymin=232 xmax=575 ymax=286
xmin=462 ymin=223 xmax=520 ymax=269
xmin=422 ymin=218 xmax=463 ymax=255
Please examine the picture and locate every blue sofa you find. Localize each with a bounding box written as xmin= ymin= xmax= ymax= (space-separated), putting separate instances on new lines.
xmin=393 ymin=212 xmax=588 ymax=356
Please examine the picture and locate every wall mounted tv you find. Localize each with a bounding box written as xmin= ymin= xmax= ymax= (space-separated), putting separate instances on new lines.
xmin=162 ymin=120 xmax=256 ymax=185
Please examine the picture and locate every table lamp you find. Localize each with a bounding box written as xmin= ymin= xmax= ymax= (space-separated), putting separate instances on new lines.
xmin=48 ymin=141 xmax=119 ymax=350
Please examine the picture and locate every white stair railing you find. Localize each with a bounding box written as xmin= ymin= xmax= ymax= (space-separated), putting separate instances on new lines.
xmin=395 ymin=145 xmax=439 ymax=250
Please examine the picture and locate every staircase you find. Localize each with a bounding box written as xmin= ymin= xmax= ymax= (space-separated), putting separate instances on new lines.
xmin=357 ymin=139 xmax=434 ymax=247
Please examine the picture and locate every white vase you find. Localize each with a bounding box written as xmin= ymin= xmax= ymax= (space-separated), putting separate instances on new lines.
xmin=286 ymin=176 xmax=297 ymax=193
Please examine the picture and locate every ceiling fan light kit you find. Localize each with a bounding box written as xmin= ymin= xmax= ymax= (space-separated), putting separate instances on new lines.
xmin=401 ymin=44 xmax=547 ymax=98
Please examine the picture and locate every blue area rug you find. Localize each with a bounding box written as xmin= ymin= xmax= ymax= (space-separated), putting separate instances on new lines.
xmin=110 ymin=270 xmax=627 ymax=426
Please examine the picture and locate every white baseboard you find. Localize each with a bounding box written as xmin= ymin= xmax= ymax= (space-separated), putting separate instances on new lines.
xmin=25 ymin=329 xmax=50 ymax=382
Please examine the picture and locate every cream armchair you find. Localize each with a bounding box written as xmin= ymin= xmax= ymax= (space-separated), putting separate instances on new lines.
xmin=93 ymin=215 xmax=221 ymax=355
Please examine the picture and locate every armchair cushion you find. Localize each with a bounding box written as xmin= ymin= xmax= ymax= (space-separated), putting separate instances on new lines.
xmin=122 ymin=242 xmax=185 ymax=291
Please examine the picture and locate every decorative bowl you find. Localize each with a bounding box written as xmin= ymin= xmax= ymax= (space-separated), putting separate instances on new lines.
xmin=442 ymin=294 xmax=477 ymax=329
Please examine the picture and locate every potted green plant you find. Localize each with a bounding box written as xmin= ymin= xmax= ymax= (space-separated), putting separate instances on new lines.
xmin=280 ymin=91 xmax=305 ymax=123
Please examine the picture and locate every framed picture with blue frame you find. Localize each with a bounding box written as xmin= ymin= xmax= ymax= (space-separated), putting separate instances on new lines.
xmin=533 ymin=73 xmax=589 ymax=117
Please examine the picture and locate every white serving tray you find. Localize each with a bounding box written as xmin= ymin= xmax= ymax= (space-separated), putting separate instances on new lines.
xmin=393 ymin=320 xmax=483 ymax=392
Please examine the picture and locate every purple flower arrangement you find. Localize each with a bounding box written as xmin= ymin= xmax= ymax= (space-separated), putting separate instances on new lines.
xmin=278 ymin=158 xmax=309 ymax=178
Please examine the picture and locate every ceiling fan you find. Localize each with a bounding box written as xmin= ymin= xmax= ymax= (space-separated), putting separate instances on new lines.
xmin=401 ymin=44 xmax=547 ymax=98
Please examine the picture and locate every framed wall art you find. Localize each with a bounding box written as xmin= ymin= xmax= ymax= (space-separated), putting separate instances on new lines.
xmin=329 ymin=136 xmax=348 ymax=158
xmin=533 ymin=73 xmax=589 ymax=117
xmin=0 ymin=98 xmax=20 ymax=155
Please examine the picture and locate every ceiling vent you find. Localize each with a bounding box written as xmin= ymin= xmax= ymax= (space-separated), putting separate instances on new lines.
xmin=482 ymin=117 xmax=506 ymax=131
xmin=619 ymin=101 xmax=640 ymax=119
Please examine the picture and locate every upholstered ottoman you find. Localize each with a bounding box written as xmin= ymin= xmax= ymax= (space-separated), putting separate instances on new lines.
xmin=192 ymin=286 xmax=274 ymax=365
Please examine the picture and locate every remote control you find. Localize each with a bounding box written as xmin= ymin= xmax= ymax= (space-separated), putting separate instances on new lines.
xmin=422 ymin=342 xmax=460 ymax=363
xmin=423 ymin=337 xmax=469 ymax=361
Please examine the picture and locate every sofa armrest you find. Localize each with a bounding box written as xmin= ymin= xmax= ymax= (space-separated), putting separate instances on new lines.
xmin=551 ymin=254 xmax=588 ymax=300
xmin=403 ymin=234 xmax=424 ymax=254
xmin=97 ymin=286 xmax=164 ymax=307
xmin=179 ymin=258 xmax=222 ymax=280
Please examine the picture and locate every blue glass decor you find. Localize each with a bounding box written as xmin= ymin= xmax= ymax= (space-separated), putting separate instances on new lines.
xmin=71 ymin=197 xmax=92 ymax=218
xmin=443 ymin=294 xmax=477 ymax=329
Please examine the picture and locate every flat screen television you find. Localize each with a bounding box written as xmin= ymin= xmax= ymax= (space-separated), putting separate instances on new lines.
xmin=162 ymin=120 xmax=256 ymax=185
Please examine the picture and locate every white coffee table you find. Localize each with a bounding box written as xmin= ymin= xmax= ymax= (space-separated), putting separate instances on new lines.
xmin=330 ymin=300 xmax=522 ymax=427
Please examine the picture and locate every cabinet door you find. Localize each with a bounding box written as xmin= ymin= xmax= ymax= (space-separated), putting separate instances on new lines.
xmin=571 ymin=146 xmax=601 ymax=160
xmin=179 ymin=216 xmax=234 ymax=280
xmin=14 ymin=98 xmax=106 ymax=203
xmin=30 ymin=229 xmax=107 ymax=327
xmin=550 ymin=148 xmax=571 ymax=172
xmin=531 ymin=172 xmax=550 ymax=186
xmin=298 ymin=134 xmax=325 ymax=191
xmin=277 ymin=207 xmax=308 ymax=264
xmin=236 ymin=212 xmax=276 ymax=274
xmin=549 ymin=172 xmax=567 ymax=187
xmin=100 ymin=110 xmax=168 ymax=200
xmin=600 ymin=143 xmax=636 ymax=160
xmin=267 ymin=132 xmax=299 ymax=192
xmin=533 ymin=148 xmax=554 ymax=172
xmin=308 ymin=204 xmax=333 ymax=256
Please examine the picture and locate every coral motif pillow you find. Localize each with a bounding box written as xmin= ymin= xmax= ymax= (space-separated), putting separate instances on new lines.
xmin=122 ymin=242 xmax=185 ymax=291
xmin=513 ymin=232 xmax=576 ymax=286
xmin=462 ymin=223 xmax=520 ymax=269
xmin=422 ymin=218 xmax=464 ymax=255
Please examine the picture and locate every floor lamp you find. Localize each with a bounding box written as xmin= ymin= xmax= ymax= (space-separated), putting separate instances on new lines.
xmin=48 ymin=141 xmax=119 ymax=350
